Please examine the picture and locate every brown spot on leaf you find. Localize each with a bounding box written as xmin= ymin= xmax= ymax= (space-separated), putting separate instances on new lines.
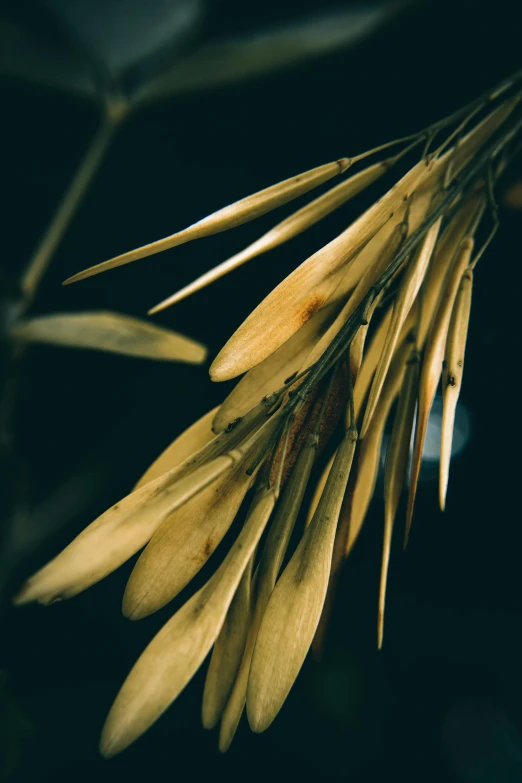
xmin=299 ymin=296 xmax=325 ymax=327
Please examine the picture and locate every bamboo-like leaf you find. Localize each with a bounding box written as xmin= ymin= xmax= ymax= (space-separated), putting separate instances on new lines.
xmin=202 ymin=554 xmax=255 ymax=730
xmin=311 ymin=342 xmax=409 ymax=657
xmin=212 ymin=300 xmax=341 ymax=433
xmin=361 ymin=208 xmax=442 ymax=438
xmin=439 ymin=268 xmax=473 ymax=511
xmin=135 ymin=406 xmax=218 ymax=489
xmin=63 ymin=160 xmax=350 ymax=284
xmin=218 ymin=433 xmax=318 ymax=749
xmin=149 ymin=160 xmax=391 ymax=313
xmin=210 ymin=158 xmax=436 ymax=381
xmin=450 ymin=97 xmax=520 ymax=179
xmin=354 ymin=306 xmax=415 ymax=422
xmin=10 ymin=311 xmax=207 ymax=363
xmin=379 ymin=349 xmax=419 ymax=648
xmin=300 ymin=212 xmax=408 ymax=371
xmin=210 ymin=99 xmax=518 ymax=382
xmin=121 ymin=466 xmax=251 ymax=620
xmin=14 ymin=398 xmax=275 ymax=606
xmin=246 ymin=429 xmax=357 ymax=733
xmin=417 ymin=194 xmax=484 ymax=345
xmin=100 ymin=487 xmax=276 ymax=759
xmin=122 ymin=413 xmax=281 ymax=619
xmin=13 ymin=455 xmax=235 ymax=606
xmin=405 ymin=238 xmax=474 ymax=544
xmin=353 ymin=306 xmax=393 ymax=410
xmin=345 ymin=341 xmax=410 ymax=556
xmin=349 ymin=291 xmax=383 ymax=383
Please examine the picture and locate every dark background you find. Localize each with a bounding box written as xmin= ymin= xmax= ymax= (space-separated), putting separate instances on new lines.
xmin=1 ymin=0 xmax=522 ymax=781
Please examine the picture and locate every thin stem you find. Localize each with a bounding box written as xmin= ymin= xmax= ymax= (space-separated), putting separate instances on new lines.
xmin=20 ymin=113 xmax=119 ymax=313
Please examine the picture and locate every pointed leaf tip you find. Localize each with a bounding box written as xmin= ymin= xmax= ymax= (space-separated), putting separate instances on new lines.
xmin=11 ymin=311 xmax=207 ymax=363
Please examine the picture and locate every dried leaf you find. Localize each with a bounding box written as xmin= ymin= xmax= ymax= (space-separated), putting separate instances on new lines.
xmin=63 ymin=160 xmax=350 ymax=284
xmin=210 ymin=158 xmax=436 ymax=381
xmin=122 ymin=414 xmax=281 ymax=619
xmin=417 ymin=194 xmax=484 ymax=345
xmin=301 ymin=212 xmax=408 ymax=371
xmin=311 ymin=343 xmax=409 ymax=657
xmin=212 ymin=300 xmax=341 ymax=433
xmin=149 ymin=160 xmax=391 ymax=313
xmin=202 ymin=554 xmax=254 ymax=730
xmin=11 ymin=311 xmax=207 ymax=363
xmin=218 ymin=433 xmax=318 ymax=748
xmin=14 ymin=455 xmax=235 ymax=606
xmin=121 ymin=467 xmax=251 ymax=619
xmin=379 ymin=350 xmax=419 ymax=648
xmin=451 ymin=97 xmax=520 ymax=179
xmin=405 ymin=238 xmax=474 ymax=543
xmin=14 ymin=398 xmax=275 ymax=606
xmin=349 ymin=290 xmax=383 ymax=383
xmin=100 ymin=487 xmax=276 ymax=758
xmin=346 ymin=341 xmax=410 ymax=555
xmin=246 ymin=430 xmax=356 ymax=733
xmin=361 ymin=209 xmax=442 ymax=438
xmin=439 ymin=268 xmax=473 ymax=511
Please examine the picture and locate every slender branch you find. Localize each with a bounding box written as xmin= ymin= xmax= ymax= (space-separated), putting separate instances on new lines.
xmin=20 ymin=113 xmax=119 ymax=314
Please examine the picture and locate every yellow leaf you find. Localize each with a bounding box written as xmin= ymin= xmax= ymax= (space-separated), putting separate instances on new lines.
xmin=202 ymin=554 xmax=254 ymax=730
xmin=212 ymin=299 xmax=341 ymax=433
xmin=11 ymin=311 xmax=207 ymax=363
xmin=14 ymin=398 xmax=276 ymax=606
xmin=14 ymin=456 xmax=236 ymax=606
xmin=346 ymin=341 xmax=410 ymax=555
xmin=210 ymin=158 xmax=435 ymax=381
xmin=149 ymin=160 xmax=391 ymax=313
xmin=246 ymin=430 xmax=356 ymax=732
xmin=379 ymin=349 xmax=419 ymax=648
xmin=361 ymin=208 xmax=442 ymax=438
xmin=122 ymin=414 xmax=281 ymax=619
xmin=100 ymin=487 xmax=276 ymax=758
xmin=405 ymin=238 xmax=474 ymax=543
xmin=439 ymin=268 xmax=473 ymax=510
xmin=219 ymin=432 xmax=318 ymax=749
xmin=64 ymin=160 xmax=350 ymax=284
